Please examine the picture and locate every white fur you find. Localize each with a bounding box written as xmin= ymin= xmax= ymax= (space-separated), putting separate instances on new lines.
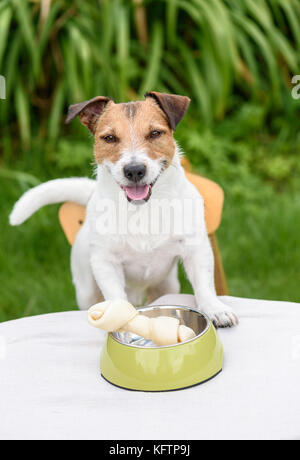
xmin=9 ymin=147 xmax=238 ymax=327
xmin=103 ymin=148 xmax=163 ymax=188
xmin=9 ymin=178 xmax=96 ymax=225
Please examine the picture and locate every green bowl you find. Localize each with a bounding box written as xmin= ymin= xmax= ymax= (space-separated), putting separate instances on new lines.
xmin=100 ymin=305 xmax=223 ymax=392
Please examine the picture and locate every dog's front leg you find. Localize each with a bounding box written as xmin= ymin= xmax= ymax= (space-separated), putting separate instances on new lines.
xmin=182 ymin=236 xmax=238 ymax=328
xmin=90 ymin=254 xmax=127 ymax=301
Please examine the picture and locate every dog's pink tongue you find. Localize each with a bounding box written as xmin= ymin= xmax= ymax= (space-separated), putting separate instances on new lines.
xmin=125 ymin=184 xmax=150 ymax=201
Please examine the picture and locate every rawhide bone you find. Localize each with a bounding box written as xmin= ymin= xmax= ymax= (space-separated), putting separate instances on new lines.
xmin=87 ymin=299 xmax=196 ymax=346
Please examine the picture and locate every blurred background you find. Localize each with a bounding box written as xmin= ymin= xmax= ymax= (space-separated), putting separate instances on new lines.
xmin=0 ymin=0 xmax=300 ymax=322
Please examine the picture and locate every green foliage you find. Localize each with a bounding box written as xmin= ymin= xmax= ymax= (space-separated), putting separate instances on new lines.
xmin=0 ymin=0 xmax=300 ymax=152
xmin=0 ymin=173 xmax=76 ymax=322
xmin=51 ymin=138 xmax=94 ymax=171
xmin=177 ymin=102 xmax=300 ymax=202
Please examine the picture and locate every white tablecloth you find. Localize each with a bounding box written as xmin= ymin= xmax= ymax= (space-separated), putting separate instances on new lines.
xmin=0 ymin=295 xmax=299 ymax=440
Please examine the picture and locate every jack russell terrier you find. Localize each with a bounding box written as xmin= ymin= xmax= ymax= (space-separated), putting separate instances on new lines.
xmin=10 ymin=92 xmax=238 ymax=327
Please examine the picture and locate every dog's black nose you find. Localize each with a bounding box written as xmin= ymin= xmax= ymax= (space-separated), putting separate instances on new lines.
xmin=124 ymin=163 xmax=146 ymax=182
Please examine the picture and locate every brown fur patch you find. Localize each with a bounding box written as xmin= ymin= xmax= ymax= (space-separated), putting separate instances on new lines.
xmin=93 ymin=98 xmax=175 ymax=165
xmin=122 ymin=102 xmax=140 ymax=118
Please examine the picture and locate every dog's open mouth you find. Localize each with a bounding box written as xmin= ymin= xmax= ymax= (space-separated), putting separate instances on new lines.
xmin=121 ymin=184 xmax=152 ymax=203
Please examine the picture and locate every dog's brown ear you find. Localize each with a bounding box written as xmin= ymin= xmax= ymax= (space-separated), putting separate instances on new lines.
xmin=65 ymin=96 xmax=112 ymax=134
xmin=145 ymin=91 xmax=190 ymax=130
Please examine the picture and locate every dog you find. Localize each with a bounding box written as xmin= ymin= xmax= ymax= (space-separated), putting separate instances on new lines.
xmin=10 ymin=92 xmax=238 ymax=327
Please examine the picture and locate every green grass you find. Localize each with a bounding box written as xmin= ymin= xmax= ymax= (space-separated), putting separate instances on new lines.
xmin=1 ymin=156 xmax=299 ymax=323
xmin=180 ymin=192 xmax=300 ymax=303
xmin=0 ymin=177 xmax=76 ymax=322
xmin=219 ymin=192 xmax=300 ymax=302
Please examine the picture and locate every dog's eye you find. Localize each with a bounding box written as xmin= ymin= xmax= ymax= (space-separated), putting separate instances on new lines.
xmin=148 ymin=130 xmax=162 ymax=139
xmin=102 ymin=134 xmax=118 ymax=143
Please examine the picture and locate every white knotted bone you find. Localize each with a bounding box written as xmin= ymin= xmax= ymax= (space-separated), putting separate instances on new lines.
xmin=88 ymin=299 xmax=138 ymax=331
xmin=87 ymin=299 xmax=196 ymax=346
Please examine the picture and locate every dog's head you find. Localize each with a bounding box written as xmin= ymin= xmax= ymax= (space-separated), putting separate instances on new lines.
xmin=66 ymin=92 xmax=190 ymax=204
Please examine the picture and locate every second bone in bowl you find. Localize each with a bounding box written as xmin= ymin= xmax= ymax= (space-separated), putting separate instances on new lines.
xmin=87 ymin=299 xmax=196 ymax=346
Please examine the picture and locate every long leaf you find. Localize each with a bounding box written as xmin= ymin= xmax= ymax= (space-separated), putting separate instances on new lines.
xmin=278 ymin=0 xmax=300 ymax=53
xmin=12 ymin=0 xmax=39 ymax=78
xmin=139 ymin=22 xmax=163 ymax=95
xmin=0 ymin=167 xmax=40 ymax=186
xmin=0 ymin=4 xmax=12 ymax=71
xmin=115 ymin=2 xmax=130 ymax=100
xmin=48 ymin=80 xmax=65 ymax=142
xmin=15 ymin=82 xmax=31 ymax=149
xmin=233 ymin=12 xmax=280 ymax=98
xmin=178 ymin=40 xmax=212 ymax=126
xmin=166 ymin=0 xmax=178 ymax=47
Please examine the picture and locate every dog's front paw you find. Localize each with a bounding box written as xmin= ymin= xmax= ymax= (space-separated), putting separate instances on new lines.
xmin=201 ymin=301 xmax=239 ymax=328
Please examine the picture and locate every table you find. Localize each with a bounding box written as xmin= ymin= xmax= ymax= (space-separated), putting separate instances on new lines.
xmin=0 ymin=295 xmax=299 ymax=440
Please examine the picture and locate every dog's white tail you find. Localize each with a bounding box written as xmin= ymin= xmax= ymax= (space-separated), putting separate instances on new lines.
xmin=9 ymin=178 xmax=96 ymax=226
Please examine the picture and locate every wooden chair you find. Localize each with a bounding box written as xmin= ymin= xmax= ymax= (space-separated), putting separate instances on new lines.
xmin=59 ymin=159 xmax=228 ymax=296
